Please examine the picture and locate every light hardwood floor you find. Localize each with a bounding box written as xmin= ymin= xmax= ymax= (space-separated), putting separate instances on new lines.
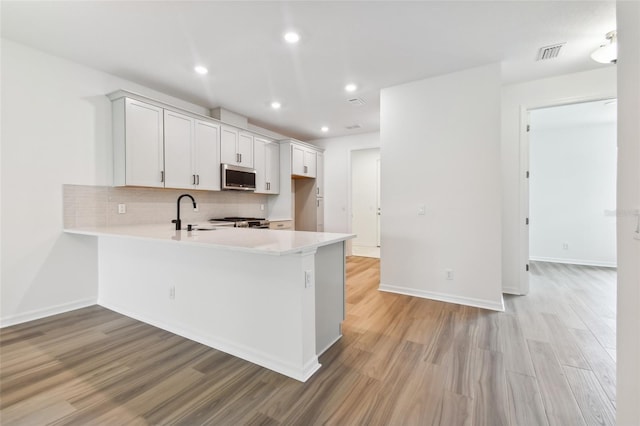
xmin=0 ymin=259 xmax=616 ymax=425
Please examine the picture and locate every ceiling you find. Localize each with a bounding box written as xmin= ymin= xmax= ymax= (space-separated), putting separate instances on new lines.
xmin=1 ymin=1 xmax=616 ymax=141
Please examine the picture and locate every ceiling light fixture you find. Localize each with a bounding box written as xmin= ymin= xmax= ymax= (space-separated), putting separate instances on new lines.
xmin=591 ymin=31 xmax=617 ymax=64
xmin=284 ymin=32 xmax=300 ymax=44
xmin=194 ymin=65 xmax=208 ymax=75
xmin=345 ymin=83 xmax=357 ymax=92
xmin=321 ymin=126 xmax=329 ymax=132
xmin=270 ymin=101 xmax=282 ymax=109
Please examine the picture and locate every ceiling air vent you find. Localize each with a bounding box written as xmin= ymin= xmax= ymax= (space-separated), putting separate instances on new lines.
xmin=536 ymin=43 xmax=565 ymax=61
xmin=345 ymin=124 xmax=362 ymax=130
xmin=347 ymin=98 xmax=366 ymax=106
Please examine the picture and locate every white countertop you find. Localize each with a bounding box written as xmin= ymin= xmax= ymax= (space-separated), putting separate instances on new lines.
xmin=64 ymin=224 xmax=354 ymax=256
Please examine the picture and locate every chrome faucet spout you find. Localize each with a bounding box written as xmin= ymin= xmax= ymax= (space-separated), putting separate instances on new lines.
xmin=172 ymin=194 xmax=197 ymax=231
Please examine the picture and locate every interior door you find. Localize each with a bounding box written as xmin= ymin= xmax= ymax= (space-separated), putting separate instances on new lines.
xmin=377 ymin=158 xmax=381 ymax=247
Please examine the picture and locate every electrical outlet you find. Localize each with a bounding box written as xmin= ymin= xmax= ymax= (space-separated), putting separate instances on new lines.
xmin=562 ymin=242 xmax=569 ymax=250
xmin=169 ymin=285 xmax=175 ymax=300
xmin=445 ymin=269 xmax=454 ymax=280
xmin=118 ymin=204 xmax=126 ymax=214
xmin=304 ymin=270 xmax=313 ymax=288
xmin=260 ymin=204 xmax=265 ymax=211
xmin=418 ymin=204 xmax=426 ymax=216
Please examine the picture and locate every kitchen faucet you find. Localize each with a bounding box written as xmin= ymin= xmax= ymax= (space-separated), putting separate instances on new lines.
xmin=172 ymin=194 xmax=197 ymax=231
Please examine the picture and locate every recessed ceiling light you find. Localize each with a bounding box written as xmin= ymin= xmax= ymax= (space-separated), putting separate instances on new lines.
xmin=271 ymin=101 xmax=282 ymax=109
xmin=284 ymin=32 xmax=300 ymax=44
xmin=194 ymin=65 xmax=208 ymax=75
xmin=321 ymin=126 xmax=329 ymax=132
xmin=345 ymin=83 xmax=357 ymax=92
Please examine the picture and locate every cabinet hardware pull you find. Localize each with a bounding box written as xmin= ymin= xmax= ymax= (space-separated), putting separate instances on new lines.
xmin=317 ymin=187 xmax=319 ymax=195
xmin=239 ymin=153 xmax=242 ymax=163
xmin=304 ymin=165 xmax=308 ymax=174
xmin=193 ymin=174 xmax=196 ymax=185
xmin=197 ymin=175 xmax=200 ymax=185
xmin=160 ymin=171 xmax=164 ymax=182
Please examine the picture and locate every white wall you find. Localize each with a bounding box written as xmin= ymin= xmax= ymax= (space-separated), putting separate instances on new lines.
xmin=0 ymin=39 xmax=211 ymax=326
xmin=379 ymin=64 xmax=503 ymax=311
xmin=501 ymin=67 xmax=616 ymax=294
xmin=311 ymin=132 xmax=380 ymax=234
xmin=529 ymin=120 xmax=617 ymax=267
xmin=351 ymin=148 xmax=380 ymax=247
xmin=616 ymin=1 xmax=640 ymax=423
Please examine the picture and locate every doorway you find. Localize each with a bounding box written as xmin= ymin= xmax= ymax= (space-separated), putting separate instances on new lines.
xmin=351 ymin=148 xmax=380 ymax=258
xmin=526 ymin=99 xmax=617 ymax=280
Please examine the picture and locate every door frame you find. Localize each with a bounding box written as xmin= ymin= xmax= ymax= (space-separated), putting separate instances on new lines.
xmin=518 ymin=95 xmax=616 ymax=295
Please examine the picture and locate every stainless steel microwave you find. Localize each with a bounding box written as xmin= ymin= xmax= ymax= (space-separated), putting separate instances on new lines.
xmin=221 ymin=164 xmax=256 ymax=191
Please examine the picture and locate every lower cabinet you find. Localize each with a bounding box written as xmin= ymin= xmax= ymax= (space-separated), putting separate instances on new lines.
xmin=269 ymin=220 xmax=293 ymax=230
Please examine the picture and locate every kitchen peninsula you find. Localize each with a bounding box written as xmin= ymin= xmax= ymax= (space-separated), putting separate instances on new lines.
xmin=65 ymin=224 xmax=354 ymax=382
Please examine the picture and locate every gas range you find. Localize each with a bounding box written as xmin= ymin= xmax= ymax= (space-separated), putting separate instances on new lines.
xmin=209 ymin=217 xmax=270 ymax=229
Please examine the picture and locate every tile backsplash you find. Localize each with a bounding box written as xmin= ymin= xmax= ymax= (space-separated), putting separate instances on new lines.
xmin=64 ymin=185 xmax=269 ymax=229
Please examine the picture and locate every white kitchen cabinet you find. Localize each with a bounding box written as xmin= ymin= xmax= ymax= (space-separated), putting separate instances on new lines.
xmin=193 ymin=120 xmax=221 ymax=190
xmin=268 ymin=140 xmax=324 ymax=227
xmin=164 ymin=111 xmax=220 ymax=190
xmin=316 ymin=152 xmax=324 ymax=198
xmin=113 ymin=97 xmax=165 ymax=187
xmin=269 ymin=220 xmax=293 ymax=230
xmin=291 ymin=143 xmax=316 ymax=178
xmin=221 ymin=125 xmax=253 ymax=167
xmin=254 ymin=137 xmax=280 ymax=194
xmin=316 ymin=197 xmax=324 ymax=232
xmin=164 ymin=110 xmax=193 ymax=189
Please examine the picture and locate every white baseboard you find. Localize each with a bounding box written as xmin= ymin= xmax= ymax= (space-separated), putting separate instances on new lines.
xmin=529 ymin=256 xmax=617 ymax=268
xmin=0 ymin=298 xmax=97 ymax=328
xmin=379 ymin=284 xmax=504 ymax=312
xmin=99 ymin=301 xmax=321 ymax=383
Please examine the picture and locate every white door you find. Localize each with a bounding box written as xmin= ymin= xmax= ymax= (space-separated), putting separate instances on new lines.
xmin=351 ymin=148 xmax=381 ymax=255
xmin=377 ymin=158 xmax=381 ymax=247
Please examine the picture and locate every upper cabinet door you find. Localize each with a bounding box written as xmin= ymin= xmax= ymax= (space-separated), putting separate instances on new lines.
xmin=194 ymin=120 xmax=220 ymax=191
xmin=164 ymin=110 xmax=195 ymax=189
xmin=316 ymin=152 xmax=324 ymax=197
xmin=123 ymin=98 xmax=165 ymax=187
xmin=220 ymin=126 xmax=239 ymax=165
xmin=291 ymin=144 xmax=305 ymax=176
xmin=254 ymin=137 xmax=267 ymax=193
xmin=304 ymin=149 xmax=317 ymax=178
xmin=254 ymin=137 xmax=279 ymax=194
xmin=238 ymin=132 xmax=254 ymax=167
xmin=265 ymin=141 xmax=280 ymax=194
xmin=291 ymin=143 xmax=317 ymax=178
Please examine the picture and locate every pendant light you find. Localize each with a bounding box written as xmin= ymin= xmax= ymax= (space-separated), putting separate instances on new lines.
xmin=591 ymin=31 xmax=617 ymax=64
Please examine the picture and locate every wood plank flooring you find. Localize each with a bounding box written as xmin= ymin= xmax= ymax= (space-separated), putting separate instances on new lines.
xmin=0 ymin=259 xmax=616 ymax=425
